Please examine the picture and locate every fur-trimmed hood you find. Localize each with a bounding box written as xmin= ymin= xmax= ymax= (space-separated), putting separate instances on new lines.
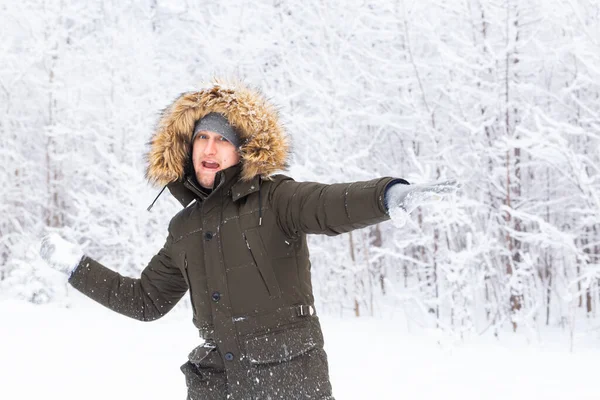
xmin=145 ymin=80 xmax=289 ymax=187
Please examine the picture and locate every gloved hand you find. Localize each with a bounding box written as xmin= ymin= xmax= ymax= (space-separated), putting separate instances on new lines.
xmin=385 ymin=179 xmax=460 ymax=215
xmin=39 ymin=233 xmax=84 ymax=276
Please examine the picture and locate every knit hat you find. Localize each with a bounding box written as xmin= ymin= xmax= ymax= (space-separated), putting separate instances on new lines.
xmin=192 ymin=112 xmax=241 ymax=148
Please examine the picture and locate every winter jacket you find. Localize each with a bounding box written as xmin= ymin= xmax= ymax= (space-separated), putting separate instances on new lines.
xmin=68 ymin=80 xmax=399 ymax=400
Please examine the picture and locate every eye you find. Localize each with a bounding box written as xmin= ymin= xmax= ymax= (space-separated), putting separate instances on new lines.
xmin=219 ymin=136 xmax=228 ymax=142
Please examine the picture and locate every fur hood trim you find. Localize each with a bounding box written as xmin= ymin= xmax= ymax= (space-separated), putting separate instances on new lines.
xmin=145 ymin=80 xmax=289 ymax=186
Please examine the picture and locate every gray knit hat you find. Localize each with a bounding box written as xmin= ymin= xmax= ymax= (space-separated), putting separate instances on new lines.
xmin=192 ymin=113 xmax=241 ymax=148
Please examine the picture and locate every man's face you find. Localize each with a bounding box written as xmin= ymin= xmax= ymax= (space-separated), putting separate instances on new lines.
xmin=192 ymin=130 xmax=240 ymax=188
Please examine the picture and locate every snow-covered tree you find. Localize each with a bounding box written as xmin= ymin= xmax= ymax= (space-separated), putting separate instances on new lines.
xmin=1 ymin=0 xmax=599 ymax=339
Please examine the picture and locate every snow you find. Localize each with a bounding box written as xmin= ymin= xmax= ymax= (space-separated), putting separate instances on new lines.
xmin=38 ymin=233 xmax=84 ymax=274
xmin=1 ymin=299 xmax=598 ymax=400
xmin=388 ymin=205 xmax=410 ymax=228
xmin=3 ymin=0 xmax=600 ymax=348
xmin=387 ymin=180 xmax=460 ymax=227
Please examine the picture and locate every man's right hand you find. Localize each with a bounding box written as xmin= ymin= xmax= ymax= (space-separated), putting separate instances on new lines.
xmin=39 ymin=233 xmax=84 ymax=275
xmin=385 ymin=179 xmax=460 ymax=215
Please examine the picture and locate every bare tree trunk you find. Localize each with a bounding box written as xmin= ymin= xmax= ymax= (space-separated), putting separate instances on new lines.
xmin=362 ymin=231 xmax=375 ymax=316
xmin=544 ymin=167 xmax=552 ymax=325
xmin=45 ymin=12 xmax=58 ymax=228
xmin=349 ymin=232 xmax=360 ymax=317
xmin=546 ymin=259 xmax=552 ymax=326
xmin=371 ymin=224 xmax=386 ymax=295
xmin=433 ymin=227 xmax=440 ymax=324
xmin=583 ymin=228 xmax=593 ymax=314
xmin=503 ymin=0 xmax=523 ymax=332
xmin=44 ymin=0 xmax=66 ymax=229
xmin=596 ymin=225 xmax=600 ymax=317
xmin=576 ymin=240 xmax=583 ymax=308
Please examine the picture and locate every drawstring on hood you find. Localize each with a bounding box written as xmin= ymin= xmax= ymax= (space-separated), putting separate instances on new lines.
xmin=147 ymin=185 xmax=167 ymax=211
xmin=258 ymin=175 xmax=263 ymax=226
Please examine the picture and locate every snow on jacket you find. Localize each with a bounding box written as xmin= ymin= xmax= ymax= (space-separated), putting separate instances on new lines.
xmin=68 ymin=80 xmax=398 ymax=399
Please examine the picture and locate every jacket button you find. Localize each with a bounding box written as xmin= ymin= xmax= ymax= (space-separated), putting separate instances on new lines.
xmin=204 ymin=231 xmax=214 ymax=241
xmin=224 ymin=352 xmax=234 ymax=361
xmin=211 ymin=292 xmax=221 ymax=302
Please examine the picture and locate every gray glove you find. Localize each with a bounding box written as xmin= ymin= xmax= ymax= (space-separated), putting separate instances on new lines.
xmin=39 ymin=233 xmax=84 ymax=276
xmin=385 ymin=179 xmax=460 ymax=215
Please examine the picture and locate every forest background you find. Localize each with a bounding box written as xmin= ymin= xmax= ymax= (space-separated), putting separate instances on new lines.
xmin=1 ymin=0 xmax=599 ymax=342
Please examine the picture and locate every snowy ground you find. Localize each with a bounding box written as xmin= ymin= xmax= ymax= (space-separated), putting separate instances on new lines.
xmin=1 ymin=298 xmax=598 ymax=400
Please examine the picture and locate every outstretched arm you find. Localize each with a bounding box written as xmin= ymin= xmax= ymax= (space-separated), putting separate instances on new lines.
xmin=40 ymin=232 xmax=188 ymax=322
xmin=269 ymin=176 xmax=459 ymax=237
xmin=269 ymin=176 xmax=402 ymax=237
xmin=384 ymin=179 xmax=460 ymax=214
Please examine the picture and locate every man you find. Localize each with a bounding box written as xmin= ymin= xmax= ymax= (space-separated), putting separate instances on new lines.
xmin=40 ymin=80 xmax=458 ymax=399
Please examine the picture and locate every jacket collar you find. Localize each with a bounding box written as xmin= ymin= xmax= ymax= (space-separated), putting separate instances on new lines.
xmin=168 ymin=163 xmax=262 ymax=207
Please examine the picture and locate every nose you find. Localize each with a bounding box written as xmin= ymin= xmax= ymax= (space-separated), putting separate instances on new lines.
xmin=204 ymin=138 xmax=217 ymax=155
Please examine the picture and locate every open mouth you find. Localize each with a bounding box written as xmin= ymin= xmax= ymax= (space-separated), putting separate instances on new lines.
xmin=202 ymin=161 xmax=220 ymax=170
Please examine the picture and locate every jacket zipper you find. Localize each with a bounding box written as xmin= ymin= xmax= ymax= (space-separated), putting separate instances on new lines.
xmin=183 ymin=255 xmax=198 ymax=316
xmin=242 ymin=231 xmax=281 ymax=298
xmin=184 ymin=170 xmax=227 ymax=201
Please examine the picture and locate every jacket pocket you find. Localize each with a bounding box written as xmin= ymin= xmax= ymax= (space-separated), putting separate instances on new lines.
xmin=188 ymin=342 xmax=216 ymax=364
xmin=180 ymin=342 xmax=227 ymax=400
xmin=243 ymin=228 xmax=281 ymax=298
xmin=244 ymin=323 xmax=332 ymax=398
xmin=182 ymin=254 xmax=198 ymax=317
xmin=180 ymin=352 xmax=226 ymax=400
xmin=246 ymin=324 xmax=319 ymax=364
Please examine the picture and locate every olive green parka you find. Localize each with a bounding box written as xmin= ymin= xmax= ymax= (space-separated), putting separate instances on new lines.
xmin=68 ymin=80 xmax=400 ymax=400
